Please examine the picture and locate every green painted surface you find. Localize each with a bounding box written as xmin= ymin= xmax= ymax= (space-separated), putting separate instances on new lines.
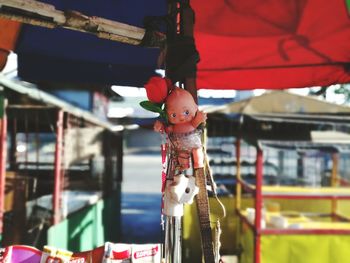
xmin=347 ymin=0 xmax=350 ymax=13
xmin=47 ymin=192 xmax=120 ymax=251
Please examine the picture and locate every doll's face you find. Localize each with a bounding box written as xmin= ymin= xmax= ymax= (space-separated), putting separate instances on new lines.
xmin=166 ymin=88 xmax=197 ymax=125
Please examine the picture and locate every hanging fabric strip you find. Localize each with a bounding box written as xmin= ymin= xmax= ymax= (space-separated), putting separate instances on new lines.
xmin=195 ymin=167 xmax=216 ymax=262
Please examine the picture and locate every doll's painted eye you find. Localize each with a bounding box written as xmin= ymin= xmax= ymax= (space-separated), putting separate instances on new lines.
xmin=171 ymin=113 xmax=176 ymax=118
xmin=184 ymin=110 xmax=190 ymax=116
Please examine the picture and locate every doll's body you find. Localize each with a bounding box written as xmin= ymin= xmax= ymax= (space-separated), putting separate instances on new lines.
xmin=141 ymin=77 xmax=205 ymax=216
xmin=153 ymin=87 xmax=207 ymax=170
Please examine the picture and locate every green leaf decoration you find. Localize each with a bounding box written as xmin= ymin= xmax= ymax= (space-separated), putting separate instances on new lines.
xmin=160 ymin=111 xmax=168 ymax=124
xmin=140 ymin=100 xmax=163 ymax=114
xmin=140 ymin=100 xmax=169 ymax=123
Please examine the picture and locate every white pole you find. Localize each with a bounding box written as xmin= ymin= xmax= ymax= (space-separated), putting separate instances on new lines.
xmin=164 ymin=216 xmax=182 ymax=263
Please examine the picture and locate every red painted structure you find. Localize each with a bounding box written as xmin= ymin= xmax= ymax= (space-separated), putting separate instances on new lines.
xmin=0 ymin=108 xmax=7 ymax=238
xmin=235 ymin=139 xmax=350 ymax=263
xmin=53 ymin=110 xmax=64 ymax=225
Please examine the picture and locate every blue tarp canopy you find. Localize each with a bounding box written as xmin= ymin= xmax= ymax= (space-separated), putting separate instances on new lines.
xmin=15 ymin=0 xmax=167 ymax=87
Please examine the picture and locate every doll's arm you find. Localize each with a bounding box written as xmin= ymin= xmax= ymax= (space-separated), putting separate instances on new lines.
xmin=191 ymin=110 xmax=207 ymax=128
xmin=154 ymin=120 xmax=165 ymax=133
xmin=154 ymin=120 xmax=173 ymax=133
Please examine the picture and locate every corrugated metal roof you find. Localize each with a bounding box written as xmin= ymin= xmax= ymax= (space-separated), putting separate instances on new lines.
xmin=0 ymin=73 xmax=118 ymax=131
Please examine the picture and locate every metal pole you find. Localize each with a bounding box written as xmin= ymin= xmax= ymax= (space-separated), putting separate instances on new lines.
xmin=9 ymin=117 xmax=17 ymax=171
xmin=235 ymin=138 xmax=241 ymax=211
xmin=35 ymin=111 xmax=40 ymax=171
xmin=53 ymin=110 xmax=64 ymax=225
xmin=162 ymin=160 xmax=184 ymax=262
xmin=254 ymin=148 xmax=263 ymax=263
xmin=116 ymin=132 xmax=123 ymax=183
xmin=331 ymin=153 xmax=339 ymax=218
xmin=235 ymin=138 xmax=242 ymax=255
xmin=164 ymin=216 xmax=182 ymax=263
xmin=0 ymin=100 xmax=7 ymax=244
xmin=164 ymin=1 xmax=183 ymax=261
xmin=25 ymin=111 xmax=28 ymax=171
xmin=331 ymin=153 xmax=338 ymax=187
xmin=164 ymin=1 xmax=201 ymax=261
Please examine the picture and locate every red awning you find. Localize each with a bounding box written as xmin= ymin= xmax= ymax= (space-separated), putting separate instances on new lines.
xmin=1 ymin=0 xmax=350 ymax=90
xmin=0 ymin=19 xmax=21 ymax=70
xmin=192 ymin=0 xmax=350 ymax=90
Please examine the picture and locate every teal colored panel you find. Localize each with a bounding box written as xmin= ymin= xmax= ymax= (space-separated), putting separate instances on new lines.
xmin=47 ymin=191 xmax=121 ymax=251
xmin=102 ymin=191 xmax=121 ymax=243
xmin=48 ymin=201 xmax=104 ymax=251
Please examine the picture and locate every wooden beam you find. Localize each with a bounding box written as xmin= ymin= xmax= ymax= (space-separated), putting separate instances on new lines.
xmin=0 ymin=0 xmax=165 ymax=47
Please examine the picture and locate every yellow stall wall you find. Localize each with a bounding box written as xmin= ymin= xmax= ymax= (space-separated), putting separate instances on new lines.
xmin=184 ymin=195 xmax=350 ymax=262
xmin=261 ymin=235 xmax=350 ymax=263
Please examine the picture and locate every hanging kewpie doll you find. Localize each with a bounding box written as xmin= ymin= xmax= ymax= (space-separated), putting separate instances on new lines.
xmin=141 ymin=76 xmax=206 ymax=216
xmin=142 ymin=76 xmax=207 ymax=171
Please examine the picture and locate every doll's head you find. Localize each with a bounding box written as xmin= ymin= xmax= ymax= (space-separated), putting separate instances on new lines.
xmin=165 ymin=88 xmax=198 ymax=125
xmin=142 ymin=76 xmax=198 ymax=124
